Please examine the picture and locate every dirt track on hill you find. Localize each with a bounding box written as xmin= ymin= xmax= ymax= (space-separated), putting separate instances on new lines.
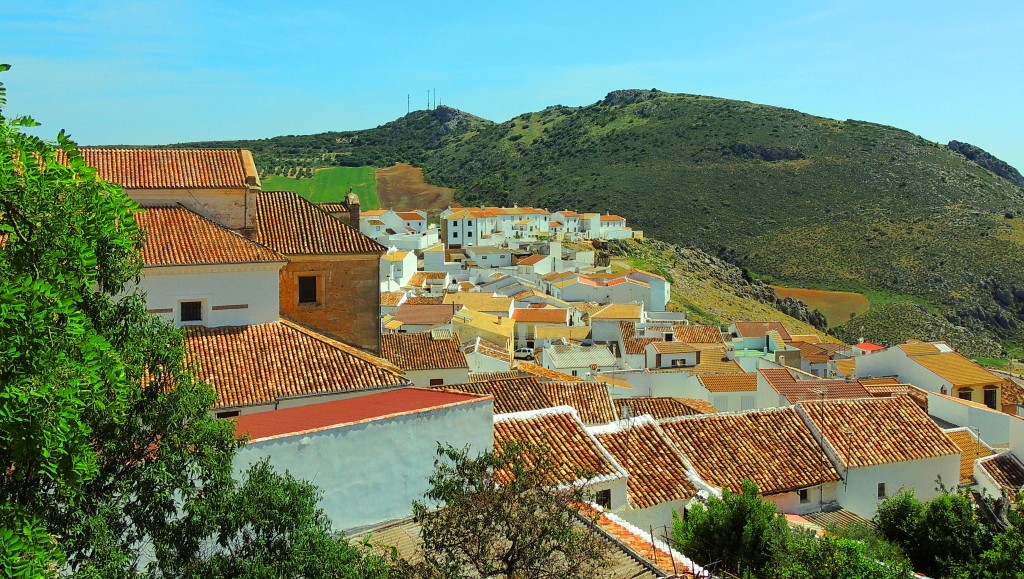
xmin=376 ymin=163 xmax=454 ymax=214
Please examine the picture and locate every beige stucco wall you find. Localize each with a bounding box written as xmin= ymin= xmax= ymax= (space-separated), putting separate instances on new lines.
xmin=127 ymin=187 xmax=255 ymax=230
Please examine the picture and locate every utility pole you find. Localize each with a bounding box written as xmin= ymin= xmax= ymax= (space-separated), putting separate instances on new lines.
xmin=426 ymin=90 xmax=430 ymax=110
xmin=407 ymin=94 xmax=410 ymax=115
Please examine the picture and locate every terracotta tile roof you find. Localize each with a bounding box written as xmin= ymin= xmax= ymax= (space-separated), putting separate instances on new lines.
xmin=943 ymin=428 xmax=994 ymax=484
xmin=836 ymin=358 xmax=856 ymax=377
xmin=404 ymin=295 xmax=444 ymax=305
xmin=534 ymin=326 xmax=592 ymax=342
xmin=591 ymin=303 xmax=643 ymax=321
xmin=672 ymin=324 xmax=724 ymax=346
xmin=898 ymin=340 xmax=942 ymax=355
xmin=381 ymin=251 xmax=409 ymax=262
xmin=661 ymin=407 xmax=840 ymax=495
xmin=650 ymin=341 xmax=698 ymax=354
xmin=516 ymin=361 xmax=582 ymax=382
xmin=443 ymin=292 xmax=513 ymax=313
xmin=910 ymin=352 xmax=1002 ymax=388
xmin=859 ymin=376 xmax=901 ymax=386
xmin=620 ymin=321 xmax=660 ymax=355
xmin=584 ymin=506 xmax=697 ymax=577
xmin=791 ymin=341 xmax=832 ymax=364
xmin=543 ymin=382 xmax=617 ymax=425
xmin=318 ymin=202 xmax=349 ymax=214
xmin=516 ymin=254 xmax=546 ymax=266
xmin=380 ymin=291 xmax=405 ymax=307
xmin=493 ymin=407 xmax=626 ymax=487
xmin=600 ymin=214 xmax=625 ymax=221
xmin=592 ymin=418 xmax=699 ymax=509
xmin=461 ymin=338 xmax=511 ymax=363
xmin=134 ymin=206 xmax=284 ymax=267
xmin=979 ymin=453 xmax=1024 ymax=495
xmin=1002 ymin=379 xmax=1024 ymax=407
xmin=468 ymin=370 xmax=529 ymax=382
xmin=511 ymin=308 xmax=569 ymax=324
xmin=799 ymin=396 xmax=960 ymax=469
xmin=614 ymin=397 xmax=718 ymax=420
xmin=758 ymin=368 xmax=872 ymax=404
xmin=254 ymin=190 xmax=385 ymax=254
xmin=734 ymin=321 xmax=792 ymax=341
xmin=184 ymin=320 xmax=408 ymax=410
xmin=381 ymin=332 xmax=468 ymax=371
xmin=441 ymin=377 xmax=551 ymax=414
xmin=407 ymin=271 xmax=449 ymax=288
xmin=232 ymin=387 xmax=488 ymax=441
xmin=76 ymin=147 xmax=253 ymax=189
xmin=651 ymin=349 xmax=743 ymax=375
xmin=699 ymin=373 xmax=757 ymax=393
xmin=392 ymin=303 xmax=459 ymax=327
xmin=396 ymin=211 xmax=425 ymax=221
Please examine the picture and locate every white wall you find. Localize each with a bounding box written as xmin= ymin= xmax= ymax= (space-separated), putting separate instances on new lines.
xmin=836 ymin=456 xmax=960 ymax=519
xmin=767 ymin=482 xmax=837 ymax=515
xmin=619 ymin=499 xmax=688 ymax=534
xmin=463 ymin=351 xmax=511 ymax=373
xmin=233 ymin=397 xmax=494 ymax=531
xmin=139 ymin=263 xmax=282 ymax=327
xmin=405 ymin=367 xmax=470 ymax=388
xmin=925 ymin=391 xmax=1012 ymax=446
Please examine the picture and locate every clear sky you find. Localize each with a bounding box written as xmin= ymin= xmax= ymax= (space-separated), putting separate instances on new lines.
xmin=2 ymin=1 xmax=1022 ymax=169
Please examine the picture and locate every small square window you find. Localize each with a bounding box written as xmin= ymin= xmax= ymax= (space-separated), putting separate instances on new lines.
xmin=467 ymin=231 xmax=473 ymax=237
xmin=429 ymin=378 xmax=444 ymax=386
xmin=877 ymin=483 xmax=887 ymax=499
xmin=298 ymin=276 xmax=318 ymax=304
xmin=453 ymin=231 xmax=459 ymax=238
xmin=595 ymin=489 xmax=611 ymax=509
xmin=799 ymin=489 xmax=809 ymax=503
xmin=181 ymin=301 xmax=202 ymax=322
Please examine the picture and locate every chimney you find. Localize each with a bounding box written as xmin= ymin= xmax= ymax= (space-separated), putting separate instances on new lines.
xmin=343 ymin=187 xmax=360 ymax=229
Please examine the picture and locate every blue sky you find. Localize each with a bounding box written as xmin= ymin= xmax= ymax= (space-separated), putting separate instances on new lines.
xmin=2 ymin=1 xmax=1022 ymax=169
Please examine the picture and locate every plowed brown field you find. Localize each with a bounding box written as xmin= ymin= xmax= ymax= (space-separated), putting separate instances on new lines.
xmin=770 ymin=286 xmax=870 ymax=328
xmin=376 ymin=163 xmax=454 ymax=213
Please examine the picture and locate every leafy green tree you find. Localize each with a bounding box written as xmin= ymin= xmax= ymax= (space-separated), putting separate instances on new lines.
xmin=874 ymin=487 xmax=990 ymax=577
xmin=777 ymin=532 xmax=913 ymax=579
xmin=672 ymin=479 xmax=789 ymax=576
xmin=0 ymin=65 xmax=391 ymax=577
xmin=411 ymin=442 xmax=610 ymax=579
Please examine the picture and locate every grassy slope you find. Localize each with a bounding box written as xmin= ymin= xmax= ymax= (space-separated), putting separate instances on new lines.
xmin=262 ymin=166 xmax=380 ymax=208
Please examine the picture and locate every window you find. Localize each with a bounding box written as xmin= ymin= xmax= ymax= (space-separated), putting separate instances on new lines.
xmin=429 ymin=378 xmax=444 ymax=386
xmin=467 ymin=231 xmax=473 ymax=237
xmin=958 ymin=387 xmax=973 ymax=402
xmin=180 ymin=301 xmax=202 ymax=323
xmin=799 ymin=489 xmax=809 ymax=503
xmin=985 ymin=387 xmax=998 ymax=409
xmin=216 ymin=410 xmax=240 ymax=419
xmin=595 ymin=489 xmax=611 ymax=509
xmin=877 ymin=483 xmax=887 ymax=498
xmin=298 ymin=276 xmax=318 ymax=304
xmin=453 ymin=231 xmax=459 ymax=238
xmin=467 ymin=220 xmax=472 ymax=226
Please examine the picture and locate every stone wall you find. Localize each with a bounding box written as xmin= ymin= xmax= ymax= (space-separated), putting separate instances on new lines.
xmin=279 ymin=254 xmax=381 ymax=353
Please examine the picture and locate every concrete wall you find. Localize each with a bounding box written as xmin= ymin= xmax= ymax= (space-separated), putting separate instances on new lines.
xmin=130 ymin=187 xmax=255 ymax=230
xmin=620 ymin=499 xmax=688 ymax=534
xmin=279 ymin=254 xmax=381 ymax=353
xmin=233 ymin=397 xmax=494 ymax=531
xmin=836 ymin=456 xmax=960 ymax=519
xmin=139 ymin=264 xmax=282 ymax=327
xmin=708 ymin=391 xmax=758 ymax=413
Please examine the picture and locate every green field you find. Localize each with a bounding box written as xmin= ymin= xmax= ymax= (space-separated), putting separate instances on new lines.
xmin=262 ymin=166 xmax=380 ymax=209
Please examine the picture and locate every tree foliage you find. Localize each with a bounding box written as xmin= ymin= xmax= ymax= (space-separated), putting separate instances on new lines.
xmin=672 ymin=479 xmax=789 ymax=575
xmin=410 ymin=442 xmax=609 ymax=579
xmin=0 ymin=65 xmax=389 ymax=577
xmin=874 ymin=488 xmax=991 ymax=577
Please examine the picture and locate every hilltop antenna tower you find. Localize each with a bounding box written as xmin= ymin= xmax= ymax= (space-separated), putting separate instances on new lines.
xmin=407 ymin=94 xmax=410 ymax=115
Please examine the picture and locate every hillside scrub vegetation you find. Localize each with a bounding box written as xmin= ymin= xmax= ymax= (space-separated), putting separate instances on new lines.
xmin=181 ymin=90 xmax=1024 ymax=348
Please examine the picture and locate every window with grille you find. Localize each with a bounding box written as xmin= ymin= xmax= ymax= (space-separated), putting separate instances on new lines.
xmin=180 ymin=301 xmax=202 ymax=322
xmin=298 ymin=276 xmax=318 ymax=304
xmin=595 ymin=489 xmax=611 ymax=509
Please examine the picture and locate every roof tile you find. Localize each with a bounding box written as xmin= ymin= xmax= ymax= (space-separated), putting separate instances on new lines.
xmin=381 ymin=332 xmax=468 ymax=371
xmin=135 ymin=206 xmax=284 ymax=267
xmin=254 ymin=190 xmax=385 ymax=254
xmin=593 ymin=419 xmax=699 ymax=509
xmin=77 ymin=147 xmax=251 ymax=189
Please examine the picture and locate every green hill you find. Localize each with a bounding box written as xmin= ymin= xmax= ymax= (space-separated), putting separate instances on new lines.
xmin=175 ymin=91 xmax=1024 ymax=349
